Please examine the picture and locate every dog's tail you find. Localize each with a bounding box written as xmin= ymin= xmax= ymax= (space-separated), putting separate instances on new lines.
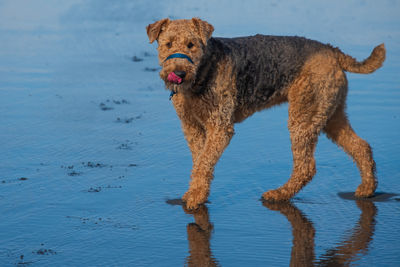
xmin=335 ymin=44 xmax=386 ymax=74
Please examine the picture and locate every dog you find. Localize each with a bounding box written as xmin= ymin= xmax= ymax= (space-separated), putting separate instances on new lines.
xmin=146 ymin=18 xmax=385 ymax=209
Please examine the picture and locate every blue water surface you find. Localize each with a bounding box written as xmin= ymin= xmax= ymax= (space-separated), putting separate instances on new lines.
xmin=0 ymin=0 xmax=399 ymax=266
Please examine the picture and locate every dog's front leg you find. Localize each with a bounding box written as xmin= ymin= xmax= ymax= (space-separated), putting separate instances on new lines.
xmin=182 ymin=123 xmax=234 ymax=209
xmin=173 ymin=95 xmax=206 ymax=163
xmin=181 ymin=120 xmax=206 ymax=164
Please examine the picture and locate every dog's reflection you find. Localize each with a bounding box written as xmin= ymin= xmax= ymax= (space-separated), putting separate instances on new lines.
xmin=263 ymin=200 xmax=377 ymax=266
xmin=178 ymin=200 xmax=376 ymax=266
xmin=182 ymin=205 xmax=219 ymax=266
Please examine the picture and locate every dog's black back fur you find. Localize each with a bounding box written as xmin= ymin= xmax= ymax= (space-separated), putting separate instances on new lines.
xmin=195 ymin=35 xmax=329 ymax=108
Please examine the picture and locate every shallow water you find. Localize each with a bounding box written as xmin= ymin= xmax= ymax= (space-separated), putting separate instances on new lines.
xmin=0 ymin=0 xmax=399 ymax=266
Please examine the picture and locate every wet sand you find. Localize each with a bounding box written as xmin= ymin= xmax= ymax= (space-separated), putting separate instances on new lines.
xmin=0 ymin=0 xmax=399 ymax=266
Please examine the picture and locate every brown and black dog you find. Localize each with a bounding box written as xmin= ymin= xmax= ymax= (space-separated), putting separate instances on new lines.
xmin=146 ymin=18 xmax=385 ymax=209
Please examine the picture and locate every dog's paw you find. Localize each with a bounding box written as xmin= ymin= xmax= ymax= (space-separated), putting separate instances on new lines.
xmin=262 ymin=189 xmax=291 ymax=202
xmin=355 ymin=183 xmax=376 ymax=198
xmin=182 ymin=189 xmax=208 ymax=210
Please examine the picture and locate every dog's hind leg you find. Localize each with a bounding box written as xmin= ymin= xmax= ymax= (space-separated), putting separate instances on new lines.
xmin=323 ymin=104 xmax=377 ymax=198
xmin=263 ymin=59 xmax=343 ymax=201
xmin=263 ymin=108 xmax=321 ymax=201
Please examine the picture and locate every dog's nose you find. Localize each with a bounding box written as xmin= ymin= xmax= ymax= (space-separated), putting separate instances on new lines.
xmin=174 ymin=71 xmax=186 ymax=79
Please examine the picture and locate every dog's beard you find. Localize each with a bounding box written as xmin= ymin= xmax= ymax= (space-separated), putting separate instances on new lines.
xmin=165 ymin=77 xmax=195 ymax=95
xmin=167 ymin=83 xmax=180 ymax=93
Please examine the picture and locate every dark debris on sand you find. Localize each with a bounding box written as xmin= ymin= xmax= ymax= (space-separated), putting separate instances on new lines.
xmin=115 ymin=114 xmax=142 ymax=124
xmin=132 ymin=56 xmax=143 ymax=62
xmin=33 ymin=248 xmax=57 ymax=256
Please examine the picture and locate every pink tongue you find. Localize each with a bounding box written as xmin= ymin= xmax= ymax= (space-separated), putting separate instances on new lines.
xmin=167 ymin=72 xmax=183 ymax=84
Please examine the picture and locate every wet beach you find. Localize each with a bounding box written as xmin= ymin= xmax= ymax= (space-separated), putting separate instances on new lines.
xmin=0 ymin=1 xmax=399 ymax=266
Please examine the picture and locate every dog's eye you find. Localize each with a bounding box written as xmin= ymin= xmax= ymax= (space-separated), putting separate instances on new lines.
xmin=187 ymin=42 xmax=194 ymax=49
xmin=166 ymin=42 xmax=172 ymax=49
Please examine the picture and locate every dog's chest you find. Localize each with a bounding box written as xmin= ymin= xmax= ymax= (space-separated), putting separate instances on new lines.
xmin=172 ymin=94 xmax=212 ymax=126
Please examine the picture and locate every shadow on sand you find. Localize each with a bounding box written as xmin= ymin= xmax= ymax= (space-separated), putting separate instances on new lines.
xmin=167 ymin=192 xmax=398 ymax=266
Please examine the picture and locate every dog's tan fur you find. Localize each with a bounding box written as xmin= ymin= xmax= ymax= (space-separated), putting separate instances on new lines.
xmin=146 ymin=18 xmax=385 ymax=209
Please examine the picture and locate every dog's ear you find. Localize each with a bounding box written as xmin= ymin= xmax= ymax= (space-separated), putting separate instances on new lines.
xmin=146 ymin=18 xmax=170 ymax=44
xmin=192 ymin=18 xmax=214 ymax=45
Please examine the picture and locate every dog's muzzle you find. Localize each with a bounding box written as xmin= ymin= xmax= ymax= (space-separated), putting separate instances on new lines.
xmin=164 ymin=53 xmax=192 ymax=85
xmin=167 ymin=71 xmax=186 ymax=84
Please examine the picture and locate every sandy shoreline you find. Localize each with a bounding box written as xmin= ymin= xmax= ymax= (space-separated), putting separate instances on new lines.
xmin=1 ymin=1 xmax=399 ymax=266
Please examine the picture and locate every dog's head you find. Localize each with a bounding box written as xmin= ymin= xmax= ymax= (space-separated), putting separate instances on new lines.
xmin=146 ymin=18 xmax=214 ymax=93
